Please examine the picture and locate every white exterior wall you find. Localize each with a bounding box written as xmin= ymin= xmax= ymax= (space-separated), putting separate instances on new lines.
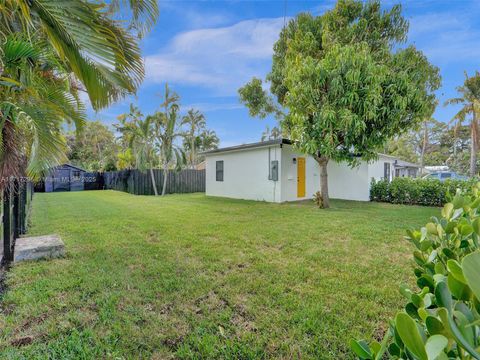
xmin=368 ymin=155 xmax=396 ymax=182
xmin=328 ymin=155 xmax=400 ymax=202
xmin=206 ymin=144 xmax=407 ymax=203
xmin=327 ymin=161 xmax=370 ymax=201
xmin=205 ymin=146 xmax=282 ymax=202
xmin=280 ymin=145 xmax=319 ymax=202
xmin=281 ymin=144 xmax=373 ymax=202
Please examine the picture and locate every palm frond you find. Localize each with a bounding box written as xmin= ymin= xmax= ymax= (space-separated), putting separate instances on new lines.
xmin=28 ymin=0 xmax=145 ymax=109
xmin=108 ymin=0 xmax=159 ymax=38
xmin=443 ymin=97 xmax=465 ymax=107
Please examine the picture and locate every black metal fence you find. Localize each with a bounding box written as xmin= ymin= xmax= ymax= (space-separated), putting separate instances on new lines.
xmin=1 ymin=181 xmax=33 ymax=264
xmin=104 ymin=169 xmax=205 ymax=195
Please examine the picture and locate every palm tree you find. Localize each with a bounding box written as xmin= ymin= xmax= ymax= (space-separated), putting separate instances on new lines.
xmin=445 ymin=72 xmax=480 ymax=177
xmin=261 ymin=125 xmax=282 ymax=141
xmin=182 ymin=109 xmax=206 ymax=168
xmin=116 ymin=105 xmax=159 ymax=195
xmin=198 ymin=130 xmax=220 ymax=152
xmin=115 ymin=104 xmax=144 ymax=147
xmin=0 ymin=35 xmax=85 ymax=181
xmin=271 ymin=126 xmax=282 ymax=140
xmin=152 ymin=84 xmax=185 ymax=196
xmin=261 ymin=126 xmax=271 ymax=142
xmin=1 ymin=0 xmax=158 ymax=109
xmin=0 ymin=0 xmax=158 ymax=181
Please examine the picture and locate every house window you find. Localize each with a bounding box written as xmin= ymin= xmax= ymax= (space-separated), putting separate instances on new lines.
xmin=72 ymin=170 xmax=81 ymax=181
xmin=384 ymin=163 xmax=391 ymax=181
xmin=216 ymin=161 xmax=224 ymax=181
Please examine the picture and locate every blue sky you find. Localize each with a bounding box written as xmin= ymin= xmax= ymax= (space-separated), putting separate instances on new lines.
xmin=88 ymin=0 xmax=480 ymax=147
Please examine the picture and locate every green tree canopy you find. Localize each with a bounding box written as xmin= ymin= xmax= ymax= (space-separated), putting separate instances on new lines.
xmin=384 ymin=118 xmax=447 ymax=165
xmin=66 ymin=121 xmax=118 ymax=172
xmin=239 ymin=0 xmax=440 ymax=207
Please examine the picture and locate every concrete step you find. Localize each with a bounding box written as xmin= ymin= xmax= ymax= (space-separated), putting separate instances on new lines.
xmin=14 ymin=235 xmax=65 ymax=263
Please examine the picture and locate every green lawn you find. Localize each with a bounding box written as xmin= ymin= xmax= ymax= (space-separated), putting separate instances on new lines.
xmin=0 ymin=191 xmax=439 ymax=359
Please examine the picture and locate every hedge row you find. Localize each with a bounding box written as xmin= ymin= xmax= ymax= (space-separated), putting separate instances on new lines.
xmin=370 ymin=177 xmax=477 ymax=206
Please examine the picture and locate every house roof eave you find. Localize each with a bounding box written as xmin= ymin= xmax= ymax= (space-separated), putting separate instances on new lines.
xmin=201 ymin=138 xmax=292 ymax=155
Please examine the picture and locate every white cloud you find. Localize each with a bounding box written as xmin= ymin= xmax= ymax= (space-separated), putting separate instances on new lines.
xmin=309 ymin=1 xmax=337 ymax=15
xmin=408 ymin=13 xmax=464 ymax=37
xmin=159 ymin=1 xmax=232 ymax=29
xmin=145 ymin=18 xmax=284 ymax=95
xmin=407 ymin=9 xmax=480 ymax=65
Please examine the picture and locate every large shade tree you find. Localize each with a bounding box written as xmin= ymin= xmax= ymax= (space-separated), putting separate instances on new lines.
xmin=0 ymin=0 xmax=158 ymax=184
xmin=445 ymin=71 xmax=480 ymax=177
xmin=384 ymin=117 xmax=446 ymax=168
xmin=239 ymin=0 xmax=440 ymax=208
xmin=66 ymin=121 xmax=119 ymax=172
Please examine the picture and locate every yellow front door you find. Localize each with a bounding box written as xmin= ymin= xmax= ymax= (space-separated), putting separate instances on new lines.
xmin=297 ymin=157 xmax=306 ymax=198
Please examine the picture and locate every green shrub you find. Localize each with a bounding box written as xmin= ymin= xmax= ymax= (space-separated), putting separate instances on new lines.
xmin=351 ymin=185 xmax=480 ymax=359
xmin=370 ymin=178 xmax=389 ymax=202
xmin=370 ymin=178 xmax=477 ymax=207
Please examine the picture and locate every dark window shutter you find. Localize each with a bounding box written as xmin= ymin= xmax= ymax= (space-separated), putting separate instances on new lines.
xmin=216 ymin=161 xmax=224 ymax=181
xmin=384 ymin=163 xmax=391 ymax=181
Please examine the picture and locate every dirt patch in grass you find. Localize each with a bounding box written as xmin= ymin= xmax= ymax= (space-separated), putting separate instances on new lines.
xmin=20 ymin=313 xmax=49 ymax=331
xmin=231 ymin=303 xmax=257 ymax=334
xmin=194 ymin=290 xmax=228 ymax=314
xmin=10 ymin=336 xmax=34 ymax=347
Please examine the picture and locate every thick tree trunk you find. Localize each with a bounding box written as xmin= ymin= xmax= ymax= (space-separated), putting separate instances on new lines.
xmin=149 ymin=168 xmax=158 ymax=196
xmin=315 ymin=155 xmax=330 ymax=209
xmin=162 ymin=164 xmax=168 ymax=196
xmin=0 ymin=119 xmax=24 ymax=189
xmin=470 ymin=114 xmax=478 ymax=178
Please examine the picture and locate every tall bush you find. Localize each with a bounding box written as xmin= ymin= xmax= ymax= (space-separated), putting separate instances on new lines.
xmin=352 ymin=185 xmax=480 ymax=359
xmin=371 ymin=178 xmax=477 ymax=207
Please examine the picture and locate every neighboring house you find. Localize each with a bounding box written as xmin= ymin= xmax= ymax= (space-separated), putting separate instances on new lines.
xmin=380 ymin=155 xmax=421 ymax=178
xmin=44 ymin=164 xmax=87 ymax=192
xmin=203 ymin=139 xmax=419 ymax=203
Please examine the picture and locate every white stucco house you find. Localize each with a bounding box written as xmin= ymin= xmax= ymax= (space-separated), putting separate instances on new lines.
xmin=203 ymin=139 xmax=420 ymax=203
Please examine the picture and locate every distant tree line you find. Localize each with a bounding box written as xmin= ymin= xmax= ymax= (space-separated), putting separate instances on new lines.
xmin=385 ymin=71 xmax=480 ymax=176
xmin=65 ymin=84 xmax=219 ymax=195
